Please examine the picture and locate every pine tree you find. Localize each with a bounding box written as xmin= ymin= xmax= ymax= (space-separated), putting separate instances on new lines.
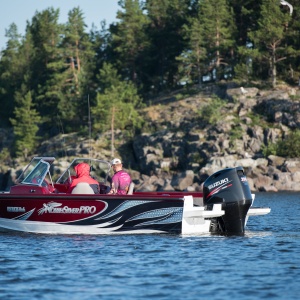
xmin=176 ymin=15 xmax=207 ymax=87
xmin=276 ymin=0 xmax=300 ymax=84
xmin=9 ymin=88 xmax=41 ymax=158
xmin=0 ymin=23 xmax=22 ymax=126
xmin=199 ymin=0 xmax=237 ymax=81
xmin=228 ymin=0 xmax=263 ymax=47
xmin=144 ymin=0 xmax=190 ymax=92
xmin=28 ymin=8 xmax=66 ymax=134
xmin=92 ymin=63 xmax=143 ymax=156
xmin=248 ymin=0 xmax=294 ymax=87
xmin=60 ymin=7 xmax=95 ymax=128
xmin=111 ymin=0 xmax=149 ymax=84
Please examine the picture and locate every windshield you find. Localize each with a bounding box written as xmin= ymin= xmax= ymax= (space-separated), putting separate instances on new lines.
xmin=16 ymin=157 xmax=55 ymax=183
xmin=56 ymin=158 xmax=111 ymax=184
xmin=21 ymin=160 xmax=50 ymax=186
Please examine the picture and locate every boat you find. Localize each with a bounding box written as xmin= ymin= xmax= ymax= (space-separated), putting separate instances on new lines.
xmin=0 ymin=156 xmax=270 ymax=235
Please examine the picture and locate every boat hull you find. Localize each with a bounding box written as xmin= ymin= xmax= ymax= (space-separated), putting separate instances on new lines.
xmin=0 ymin=194 xmax=186 ymax=234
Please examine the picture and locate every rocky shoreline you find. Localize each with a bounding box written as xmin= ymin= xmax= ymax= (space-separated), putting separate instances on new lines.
xmin=1 ymin=84 xmax=300 ymax=192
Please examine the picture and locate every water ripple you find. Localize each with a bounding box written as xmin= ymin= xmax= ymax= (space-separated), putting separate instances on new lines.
xmin=0 ymin=193 xmax=299 ymax=299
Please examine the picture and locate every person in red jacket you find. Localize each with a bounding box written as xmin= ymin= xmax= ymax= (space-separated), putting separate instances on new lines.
xmin=67 ymin=162 xmax=100 ymax=194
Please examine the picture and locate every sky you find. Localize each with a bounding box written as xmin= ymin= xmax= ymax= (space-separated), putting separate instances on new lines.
xmin=0 ymin=0 xmax=120 ymax=50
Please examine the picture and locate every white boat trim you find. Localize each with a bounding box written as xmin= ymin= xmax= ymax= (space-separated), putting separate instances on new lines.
xmin=247 ymin=207 xmax=271 ymax=216
xmin=0 ymin=217 xmax=166 ymax=235
xmin=181 ymin=196 xmax=225 ymax=234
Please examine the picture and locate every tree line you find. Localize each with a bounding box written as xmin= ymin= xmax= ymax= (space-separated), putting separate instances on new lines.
xmin=0 ymin=0 xmax=299 ymax=158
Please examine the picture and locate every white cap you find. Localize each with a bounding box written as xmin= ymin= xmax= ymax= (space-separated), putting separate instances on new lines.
xmin=111 ymin=158 xmax=122 ymax=165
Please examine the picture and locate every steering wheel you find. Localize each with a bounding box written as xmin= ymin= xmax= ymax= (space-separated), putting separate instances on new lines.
xmin=63 ymin=175 xmax=76 ymax=185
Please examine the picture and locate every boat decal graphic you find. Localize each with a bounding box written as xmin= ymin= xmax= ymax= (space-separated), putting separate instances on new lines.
xmin=208 ymin=178 xmax=229 ymax=190
xmin=38 ymin=201 xmax=96 ymax=215
xmin=13 ymin=209 xmax=35 ymax=220
xmin=240 ymin=176 xmax=247 ymax=182
xmin=128 ymin=207 xmax=182 ymax=221
xmin=7 ymin=207 xmax=25 ymax=213
xmin=133 ymin=208 xmax=183 ymax=226
xmin=59 ymin=200 xmax=108 ymax=224
xmin=207 ymin=181 xmax=233 ymax=198
xmin=95 ymin=200 xmax=155 ymax=220
xmin=95 ymin=216 xmax=122 ymax=228
xmin=96 ymin=224 xmax=124 ymax=232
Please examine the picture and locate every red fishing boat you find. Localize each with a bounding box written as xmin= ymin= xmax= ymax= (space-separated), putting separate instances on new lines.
xmin=0 ymin=157 xmax=270 ymax=235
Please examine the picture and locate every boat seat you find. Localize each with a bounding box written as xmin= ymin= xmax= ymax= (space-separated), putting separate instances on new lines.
xmin=127 ymin=182 xmax=135 ymax=195
xmin=71 ymin=182 xmax=95 ymax=194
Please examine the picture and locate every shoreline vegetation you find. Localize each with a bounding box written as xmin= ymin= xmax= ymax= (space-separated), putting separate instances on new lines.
xmin=1 ymin=82 xmax=300 ymax=192
xmin=1 ymin=2 xmax=300 ymax=192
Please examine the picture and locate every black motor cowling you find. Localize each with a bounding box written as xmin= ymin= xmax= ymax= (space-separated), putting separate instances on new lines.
xmin=203 ymin=166 xmax=252 ymax=235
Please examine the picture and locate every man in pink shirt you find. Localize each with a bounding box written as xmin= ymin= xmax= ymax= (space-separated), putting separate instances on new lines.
xmin=108 ymin=158 xmax=131 ymax=195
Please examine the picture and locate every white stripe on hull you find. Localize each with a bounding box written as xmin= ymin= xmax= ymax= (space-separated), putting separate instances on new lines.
xmin=0 ymin=218 xmax=165 ymax=235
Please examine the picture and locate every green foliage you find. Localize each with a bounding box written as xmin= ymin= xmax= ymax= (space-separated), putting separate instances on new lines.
xmin=234 ymin=62 xmax=250 ymax=83
xmin=0 ymin=23 xmax=24 ymax=126
xmin=112 ymin=0 xmax=150 ymax=83
xmin=229 ymin=125 xmax=243 ymax=145
xmin=191 ymin=152 xmax=204 ymax=167
xmin=290 ymin=94 xmax=300 ymax=101
xmin=9 ymin=89 xmax=41 ymax=158
xmin=248 ymin=0 xmax=294 ymax=87
xmin=174 ymin=87 xmax=201 ymax=100
xmin=262 ymin=130 xmax=300 ymax=158
xmin=92 ymin=63 xmax=143 ymax=133
xmin=143 ymin=0 xmax=190 ymax=92
xmin=261 ymin=143 xmax=278 ymax=157
xmin=1 ymin=0 xmax=300 ymax=160
xmin=175 ymin=93 xmax=184 ymax=101
xmin=199 ymin=0 xmax=237 ymax=81
xmin=245 ymin=112 xmax=266 ymax=127
xmin=198 ymin=96 xmax=226 ymax=125
xmin=29 ymin=8 xmax=67 ymax=129
xmin=0 ymin=148 xmax=10 ymax=161
xmin=176 ymin=15 xmax=206 ymax=87
xmin=277 ymin=130 xmax=300 ymax=158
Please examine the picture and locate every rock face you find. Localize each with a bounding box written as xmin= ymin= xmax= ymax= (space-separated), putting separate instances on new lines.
xmin=127 ymin=85 xmax=300 ymax=192
xmin=1 ymin=84 xmax=300 ymax=192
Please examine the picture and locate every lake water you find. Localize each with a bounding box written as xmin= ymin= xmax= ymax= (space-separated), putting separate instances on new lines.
xmin=0 ymin=192 xmax=299 ymax=300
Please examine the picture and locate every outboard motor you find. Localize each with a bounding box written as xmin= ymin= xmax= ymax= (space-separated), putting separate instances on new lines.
xmin=203 ymin=166 xmax=252 ymax=235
